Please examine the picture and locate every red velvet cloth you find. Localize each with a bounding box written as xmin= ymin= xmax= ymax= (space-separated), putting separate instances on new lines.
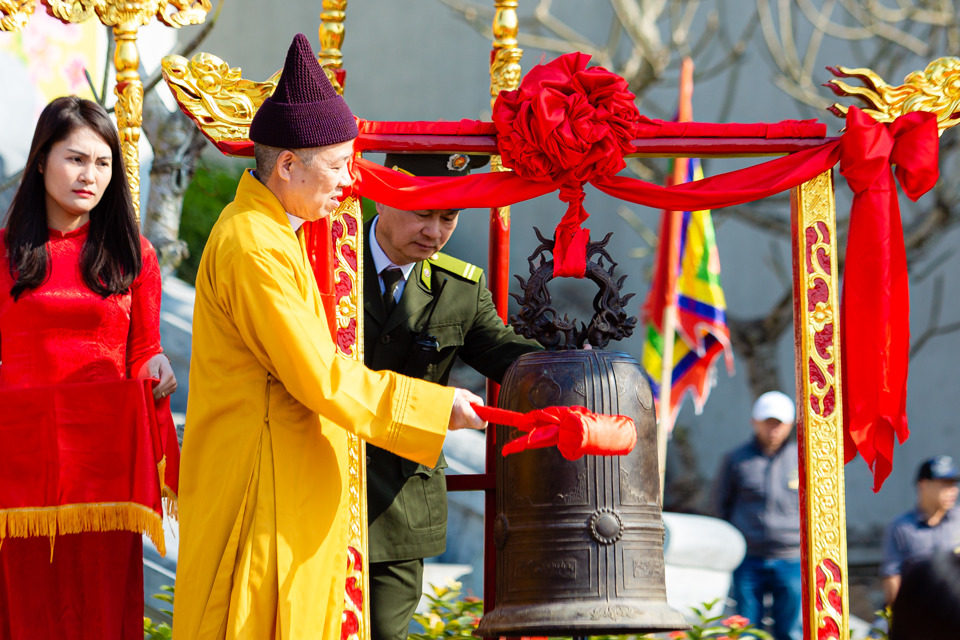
xmin=473 ymin=403 xmax=637 ymax=460
xmin=839 ymin=108 xmax=939 ymax=491
xmin=353 ymin=141 xmax=840 ymax=211
xmin=0 ymin=223 xmax=177 ymax=638
xmin=357 ymin=115 xmax=826 ymax=140
xmin=0 ymin=378 xmax=175 ymax=523
xmin=358 ymin=119 xmax=497 ymax=136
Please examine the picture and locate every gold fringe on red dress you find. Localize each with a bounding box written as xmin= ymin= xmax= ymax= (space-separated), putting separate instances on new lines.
xmin=0 ymin=502 xmax=166 ymax=557
xmin=163 ymin=486 xmax=179 ymax=520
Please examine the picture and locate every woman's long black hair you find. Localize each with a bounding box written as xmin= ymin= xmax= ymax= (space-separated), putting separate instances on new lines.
xmin=3 ymin=96 xmax=141 ymax=300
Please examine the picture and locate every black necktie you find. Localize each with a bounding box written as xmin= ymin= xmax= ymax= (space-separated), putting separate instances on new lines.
xmin=381 ymin=268 xmax=403 ymax=315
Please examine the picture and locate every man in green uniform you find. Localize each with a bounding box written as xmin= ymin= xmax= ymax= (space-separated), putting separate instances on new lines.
xmin=364 ymin=153 xmax=541 ymax=640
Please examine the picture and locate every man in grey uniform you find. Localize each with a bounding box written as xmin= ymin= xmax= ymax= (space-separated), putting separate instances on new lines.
xmin=712 ymin=390 xmax=801 ymax=640
xmin=880 ymin=455 xmax=960 ymax=605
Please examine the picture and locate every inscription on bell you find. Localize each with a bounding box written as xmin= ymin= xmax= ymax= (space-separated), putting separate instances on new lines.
xmin=513 ymin=559 xmax=577 ymax=580
xmin=528 ymin=375 xmax=561 ymax=408
xmin=633 ymin=557 xmax=665 ymax=580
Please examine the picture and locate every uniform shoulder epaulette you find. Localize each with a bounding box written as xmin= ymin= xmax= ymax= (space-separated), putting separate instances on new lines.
xmin=423 ymin=251 xmax=482 ymax=285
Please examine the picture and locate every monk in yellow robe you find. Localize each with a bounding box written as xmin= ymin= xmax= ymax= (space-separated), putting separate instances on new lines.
xmin=173 ymin=33 xmax=486 ymax=640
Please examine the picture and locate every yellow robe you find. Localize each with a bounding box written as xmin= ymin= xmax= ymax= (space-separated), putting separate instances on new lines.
xmin=174 ymin=171 xmax=455 ymax=640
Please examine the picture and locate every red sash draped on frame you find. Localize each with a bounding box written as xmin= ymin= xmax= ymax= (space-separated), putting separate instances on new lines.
xmin=0 ymin=378 xmax=179 ymax=554
xmin=349 ymin=101 xmax=940 ymax=490
xmin=839 ymin=109 xmax=939 ymax=491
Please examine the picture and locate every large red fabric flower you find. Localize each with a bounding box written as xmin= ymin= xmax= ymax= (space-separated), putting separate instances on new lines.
xmin=492 ymin=52 xmax=640 ymax=276
xmin=493 ymin=52 xmax=640 ymax=185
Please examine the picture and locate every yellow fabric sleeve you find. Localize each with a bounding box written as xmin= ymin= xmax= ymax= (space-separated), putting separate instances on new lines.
xmin=218 ymin=240 xmax=453 ymax=467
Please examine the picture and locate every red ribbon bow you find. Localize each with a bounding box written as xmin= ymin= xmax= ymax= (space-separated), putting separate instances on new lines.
xmin=839 ymin=106 xmax=939 ymax=491
xmin=471 ymin=403 xmax=637 ymax=460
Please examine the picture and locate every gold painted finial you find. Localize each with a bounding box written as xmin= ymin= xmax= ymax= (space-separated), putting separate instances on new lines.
xmin=826 ymin=57 xmax=960 ymax=135
xmin=319 ymin=0 xmax=347 ymax=94
xmin=489 ymin=0 xmax=522 ymax=225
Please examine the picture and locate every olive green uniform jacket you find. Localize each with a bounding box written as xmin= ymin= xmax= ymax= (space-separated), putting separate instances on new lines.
xmin=363 ymin=220 xmax=541 ymax=563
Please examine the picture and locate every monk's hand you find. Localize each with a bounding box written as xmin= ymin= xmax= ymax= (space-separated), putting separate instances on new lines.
xmin=449 ymin=388 xmax=487 ymax=431
xmin=137 ymin=354 xmax=178 ymax=400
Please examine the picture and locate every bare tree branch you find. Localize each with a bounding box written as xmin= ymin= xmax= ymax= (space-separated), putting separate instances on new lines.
xmin=911 ymin=274 xmax=960 ymax=357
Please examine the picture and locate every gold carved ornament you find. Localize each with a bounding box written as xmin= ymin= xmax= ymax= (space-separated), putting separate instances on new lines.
xmin=826 ymin=56 xmax=960 ymax=135
xmin=37 ymin=1 xmax=211 ymax=27
xmin=161 ymin=52 xmax=280 ymax=151
xmin=0 ymin=0 xmax=33 ymax=31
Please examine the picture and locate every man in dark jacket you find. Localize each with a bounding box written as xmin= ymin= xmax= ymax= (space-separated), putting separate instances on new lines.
xmin=881 ymin=456 xmax=960 ymax=605
xmin=364 ymin=153 xmax=541 ymax=640
xmin=712 ymin=390 xmax=801 ymax=640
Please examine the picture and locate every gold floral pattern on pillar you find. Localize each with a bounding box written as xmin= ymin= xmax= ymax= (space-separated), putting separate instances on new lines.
xmin=791 ymin=171 xmax=848 ymax=640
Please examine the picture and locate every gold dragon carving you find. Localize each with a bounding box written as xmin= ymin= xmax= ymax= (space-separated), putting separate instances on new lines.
xmin=792 ymin=171 xmax=848 ymax=640
xmin=161 ymin=52 xmax=280 ymax=147
xmin=826 ymin=56 xmax=960 ymax=135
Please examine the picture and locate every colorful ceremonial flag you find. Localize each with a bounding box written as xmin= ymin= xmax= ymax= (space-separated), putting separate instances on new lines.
xmin=642 ymin=158 xmax=734 ymax=433
xmin=642 ymin=58 xmax=733 ymax=436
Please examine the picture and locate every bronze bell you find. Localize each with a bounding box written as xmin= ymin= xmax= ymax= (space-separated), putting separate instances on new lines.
xmin=476 ymin=231 xmax=689 ymax=637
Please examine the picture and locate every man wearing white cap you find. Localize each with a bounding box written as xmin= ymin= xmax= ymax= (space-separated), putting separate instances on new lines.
xmin=712 ymin=390 xmax=802 ymax=640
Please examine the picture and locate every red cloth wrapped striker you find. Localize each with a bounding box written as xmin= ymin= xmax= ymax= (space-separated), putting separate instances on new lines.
xmin=472 ymin=403 xmax=637 ymax=460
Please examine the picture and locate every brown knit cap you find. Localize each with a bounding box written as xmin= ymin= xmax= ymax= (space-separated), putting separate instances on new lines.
xmin=250 ymin=33 xmax=358 ymax=149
